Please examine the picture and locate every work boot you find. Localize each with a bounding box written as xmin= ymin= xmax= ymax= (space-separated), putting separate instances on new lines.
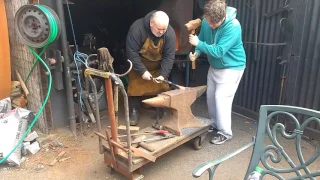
xmin=129 ymin=107 xmax=140 ymax=126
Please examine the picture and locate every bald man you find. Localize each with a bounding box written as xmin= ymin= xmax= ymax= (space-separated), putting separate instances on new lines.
xmin=126 ymin=10 xmax=176 ymax=125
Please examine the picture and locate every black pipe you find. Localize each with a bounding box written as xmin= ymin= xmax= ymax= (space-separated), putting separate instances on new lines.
xmin=56 ymin=0 xmax=77 ymax=134
xmin=76 ymin=78 xmax=83 ymax=134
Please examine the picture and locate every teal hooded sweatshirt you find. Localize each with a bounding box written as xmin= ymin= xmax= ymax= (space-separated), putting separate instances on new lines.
xmin=195 ymin=7 xmax=246 ymax=70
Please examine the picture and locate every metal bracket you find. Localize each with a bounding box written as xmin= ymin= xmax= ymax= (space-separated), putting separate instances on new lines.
xmin=277 ymin=56 xmax=288 ymax=65
xmin=265 ymin=4 xmax=293 ymax=18
xmin=279 ymin=60 xmax=288 ymax=65
xmin=54 ymin=50 xmax=64 ymax=90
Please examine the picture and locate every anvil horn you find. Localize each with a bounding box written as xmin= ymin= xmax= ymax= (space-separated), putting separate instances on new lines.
xmin=195 ymin=85 xmax=207 ymax=98
xmin=142 ymin=96 xmax=170 ymax=108
xmin=142 ymin=85 xmax=207 ymax=107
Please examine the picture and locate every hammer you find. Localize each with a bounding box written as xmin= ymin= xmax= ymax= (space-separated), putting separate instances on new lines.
xmin=133 ymin=135 xmax=156 ymax=152
xmin=185 ymin=18 xmax=202 ymax=69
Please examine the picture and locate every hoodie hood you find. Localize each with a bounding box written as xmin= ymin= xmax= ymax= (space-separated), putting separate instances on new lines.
xmin=220 ymin=7 xmax=237 ymax=28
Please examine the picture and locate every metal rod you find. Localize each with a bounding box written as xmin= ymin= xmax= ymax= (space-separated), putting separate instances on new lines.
xmin=56 ymin=0 xmax=76 ymax=134
xmin=83 ymin=98 xmax=96 ymax=123
xmin=88 ymin=75 xmax=103 ymax=153
xmin=105 ymin=78 xmax=118 ymax=154
xmin=104 ymin=131 xmax=117 ymax=167
xmin=115 ymin=76 xmax=132 ymax=172
xmin=185 ymin=55 xmax=190 ymax=87
xmin=114 ymin=85 xmax=119 ymax=134
xmin=76 ymin=78 xmax=83 ymax=135
xmin=130 ymin=135 xmax=175 ymax=144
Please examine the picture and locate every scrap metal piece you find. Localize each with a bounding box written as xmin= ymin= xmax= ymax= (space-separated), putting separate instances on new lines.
xmin=143 ymin=86 xmax=207 ymax=135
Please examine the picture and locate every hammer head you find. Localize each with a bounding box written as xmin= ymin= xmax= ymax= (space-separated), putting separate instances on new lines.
xmin=185 ymin=18 xmax=202 ymax=34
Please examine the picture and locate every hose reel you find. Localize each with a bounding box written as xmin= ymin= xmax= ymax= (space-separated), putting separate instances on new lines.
xmin=0 ymin=4 xmax=62 ymax=165
xmin=14 ymin=4 xmax=61 ymax=48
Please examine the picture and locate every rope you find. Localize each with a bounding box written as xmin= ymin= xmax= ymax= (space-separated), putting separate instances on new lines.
xmin=65 ymin=0 xmax=87 ymax=119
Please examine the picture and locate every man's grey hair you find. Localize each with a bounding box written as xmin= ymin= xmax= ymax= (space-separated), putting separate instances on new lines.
xmin=203 ymin=0 xmax=227 ymax=24
xmin=150 ymin=11 xmax=169 ymax=24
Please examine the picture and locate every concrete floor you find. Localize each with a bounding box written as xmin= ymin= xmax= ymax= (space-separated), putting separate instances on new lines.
xmin=1 ymin=95 xmax=319 ymax=180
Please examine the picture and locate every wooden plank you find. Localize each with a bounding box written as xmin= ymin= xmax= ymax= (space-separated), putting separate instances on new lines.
xmin=11 ymin=81 xmax=21 ymax=89
xmin=15 ymin=69 xmax=29 ymax=96
xmin=49 ymin=151 xmax=66 ymax=166
xmin=118 ymin=125 xmax=140 ymax=131
xmin=12 ymin=96 xmax=28 ymax=107
xmin=0 ymin=1 xmax=11 ymax=100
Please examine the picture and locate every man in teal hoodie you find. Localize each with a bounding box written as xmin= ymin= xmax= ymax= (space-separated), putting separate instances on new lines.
xmin=189 ymin=0 xmax=246 ymax=144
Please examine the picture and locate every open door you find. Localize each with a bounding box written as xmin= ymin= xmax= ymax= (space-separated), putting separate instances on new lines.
xmin=0 ymin=1 xmax=11 ymax=100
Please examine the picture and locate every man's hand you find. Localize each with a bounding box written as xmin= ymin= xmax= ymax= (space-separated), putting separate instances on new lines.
xmin=142 ymin=71 xmax=153 ymax=80
xmin=189 ymin=34 xmax=199 ymax=46
xmin=153 ymin=76 xmax=164 ymax=83
xmin=189 ymin=52 xmax=199 ymax=62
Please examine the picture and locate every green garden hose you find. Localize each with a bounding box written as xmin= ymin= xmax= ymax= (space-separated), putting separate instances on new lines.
xmin=0 ymin=5 xmax=59 ymax=164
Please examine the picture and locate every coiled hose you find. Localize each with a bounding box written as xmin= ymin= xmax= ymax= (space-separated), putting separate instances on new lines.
xmin=0 ymin=5 xmax=59 ymax=164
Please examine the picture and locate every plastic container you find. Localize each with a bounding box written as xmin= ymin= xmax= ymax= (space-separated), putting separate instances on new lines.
xmin=247 ymin=166 xmax=263 ymax=180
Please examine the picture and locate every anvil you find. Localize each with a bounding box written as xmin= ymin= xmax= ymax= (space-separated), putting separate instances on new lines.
xmin=142 ymin=86 xmax=207 ymax=135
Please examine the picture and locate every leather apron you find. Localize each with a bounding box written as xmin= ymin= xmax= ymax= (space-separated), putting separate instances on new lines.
xmin=128 ymin=37 xmax=170 ymax=96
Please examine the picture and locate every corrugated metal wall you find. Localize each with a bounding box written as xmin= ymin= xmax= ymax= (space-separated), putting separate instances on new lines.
xmin=228 ymin=0 xmax=286 ymax=113
xmin=284 ymin=0 xmax=320 ymax=137
xmin=289 ymin=0 xmax=320 ymax=110
xmin=226 ymin=0 xmax=320 ymax=138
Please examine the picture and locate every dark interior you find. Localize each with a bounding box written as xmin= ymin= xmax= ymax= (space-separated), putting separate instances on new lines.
xmin=63 ymin=0 xmax=208 ymax=86
xmin=64 ymin=0 xmax=162 ymax=61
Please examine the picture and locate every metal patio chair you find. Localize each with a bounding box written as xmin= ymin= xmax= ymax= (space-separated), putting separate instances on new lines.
xmin=193 ymin=105 xmax=320 ymax=180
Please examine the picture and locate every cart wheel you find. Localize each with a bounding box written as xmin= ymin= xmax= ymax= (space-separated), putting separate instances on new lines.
xmin=193 ymin=136 xmax=203 ymax=150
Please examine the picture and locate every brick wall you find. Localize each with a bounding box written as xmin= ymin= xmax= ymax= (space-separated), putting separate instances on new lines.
xmin=4 ymin=0 xmax=47 ymax=132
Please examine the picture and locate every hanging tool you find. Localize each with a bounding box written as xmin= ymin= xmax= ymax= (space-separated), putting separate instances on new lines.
xmin=185 ymin=18 xmax=202 ymax=69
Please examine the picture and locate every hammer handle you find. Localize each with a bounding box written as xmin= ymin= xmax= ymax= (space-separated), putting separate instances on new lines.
xmin=192 ymin=61 xmax=196 ymax=69
xmin=191 ymin=30 xmax=196 ymax=70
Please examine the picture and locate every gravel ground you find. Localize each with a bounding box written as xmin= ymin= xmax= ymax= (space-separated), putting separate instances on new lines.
xmin=1 ymin=96 xmax=319 ymax=180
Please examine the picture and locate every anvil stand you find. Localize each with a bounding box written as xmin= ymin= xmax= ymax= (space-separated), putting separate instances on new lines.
xmin=96 ymin=84 xmax=211 ymax=180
